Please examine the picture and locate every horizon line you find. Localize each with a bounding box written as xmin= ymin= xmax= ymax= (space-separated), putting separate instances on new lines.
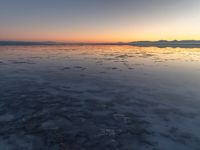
xmin=1 ymin=40 xmax=200 ymax=49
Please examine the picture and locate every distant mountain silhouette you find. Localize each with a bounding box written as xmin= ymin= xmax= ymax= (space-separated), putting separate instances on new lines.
xmin=129 ymin=40 xmax=200 ymax=48
xmin=1 ymin=40 xmax=200 ymax=48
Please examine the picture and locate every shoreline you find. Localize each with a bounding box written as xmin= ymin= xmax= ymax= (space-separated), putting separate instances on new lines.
xmin=1 ymin=41 xmax=200 ymax=48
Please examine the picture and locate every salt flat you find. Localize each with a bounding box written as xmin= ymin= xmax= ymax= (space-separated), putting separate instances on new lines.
xmin=0 ymin=45 xmax=200 ymax=150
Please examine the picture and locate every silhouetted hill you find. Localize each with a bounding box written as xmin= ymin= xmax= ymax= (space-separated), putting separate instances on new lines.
xmin=1 ymin=40 xmax=200 ymax=48
xmin=129 ymin=40 xmax=200 ymax=48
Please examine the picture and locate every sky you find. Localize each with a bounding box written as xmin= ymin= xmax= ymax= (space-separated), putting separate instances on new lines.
xmin=0 ymin=0 xmax=200 ymax=42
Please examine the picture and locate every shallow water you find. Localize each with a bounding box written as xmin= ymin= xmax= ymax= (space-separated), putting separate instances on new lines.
xmin=0 ymin=45 xmax=200 ymax=150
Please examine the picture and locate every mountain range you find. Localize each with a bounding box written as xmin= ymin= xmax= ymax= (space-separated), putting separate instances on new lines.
xmin=1 ymin=40 xmax=200 ymax=48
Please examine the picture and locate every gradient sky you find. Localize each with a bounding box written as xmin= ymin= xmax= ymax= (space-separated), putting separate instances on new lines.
xmin=0 ymin=0 xmax=200 ymax=42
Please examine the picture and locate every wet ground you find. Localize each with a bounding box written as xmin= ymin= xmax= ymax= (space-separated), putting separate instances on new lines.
xmin=0 ymin=45 xmax=200 ymax=150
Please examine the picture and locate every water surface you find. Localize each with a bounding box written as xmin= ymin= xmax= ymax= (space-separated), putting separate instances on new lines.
xmin=0 ymin=45 xmax=200 ymax=150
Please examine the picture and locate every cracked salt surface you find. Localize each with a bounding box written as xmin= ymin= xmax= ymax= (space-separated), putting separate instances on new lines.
xmin=0 ymin=45 xmax=200 ymax=150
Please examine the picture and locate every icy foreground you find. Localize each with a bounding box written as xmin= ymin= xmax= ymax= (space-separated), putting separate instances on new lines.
xmin=0 ymin=45 xmax=200 ymax=150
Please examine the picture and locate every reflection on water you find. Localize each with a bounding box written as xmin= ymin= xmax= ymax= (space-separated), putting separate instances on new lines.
xmin=0 ymin=45 xmax=200 ymax=150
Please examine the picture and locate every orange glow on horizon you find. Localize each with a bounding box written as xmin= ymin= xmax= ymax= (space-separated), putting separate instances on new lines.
xmin=1 ymin=33 xmax=200 ymax=43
